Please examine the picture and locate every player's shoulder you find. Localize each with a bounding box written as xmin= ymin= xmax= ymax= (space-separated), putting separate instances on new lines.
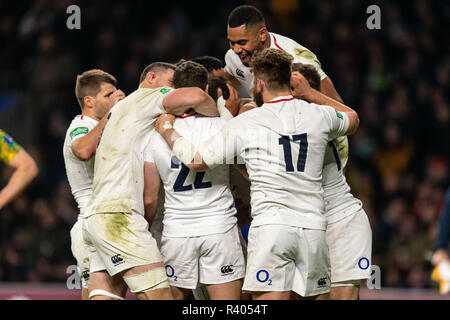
xmin=271 ymin=32 xmax=320 ymax=60
xmin=225 ymin=49 xmax=242 ymax=67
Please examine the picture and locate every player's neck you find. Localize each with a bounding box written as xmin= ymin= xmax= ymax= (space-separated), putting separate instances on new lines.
xmin=82 ymin=110 xmax=100 ymax=121
xmin=263 ymin=88 xmax=292 ymax=103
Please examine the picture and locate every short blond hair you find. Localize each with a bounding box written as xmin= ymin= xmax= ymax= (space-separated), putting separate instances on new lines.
xmin=75 ymin=69 xmax=117 ymax=109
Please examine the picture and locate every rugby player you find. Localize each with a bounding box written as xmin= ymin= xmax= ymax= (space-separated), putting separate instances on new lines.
xmin=63 ymin=69 xmax=125 ymax=300
xmin=82 ymin=62 xmax=219 ymax=300
xmin=223 ymin=5 xmax=342 ymax=103
xmin=155 ymin=49 xmax=359 ymax=300
xmin=291 ymin=63 xmax=372 ymax=300
xmin=144 ymin=61 xmax=244 ymax=300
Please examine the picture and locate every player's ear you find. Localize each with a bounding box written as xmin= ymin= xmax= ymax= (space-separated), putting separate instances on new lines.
xmin=258 ymin=26 xmax=268 ymax=44
xmin=83 ymin=96 xmax=94 ymax=109
xmin=145 ymin=71 xmax=157 ymax=84
xmin=257 ymin=78 xmax=265 ymax=92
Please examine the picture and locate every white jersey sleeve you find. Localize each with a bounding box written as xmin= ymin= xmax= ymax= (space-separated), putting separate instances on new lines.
xmin=198 ymin=117 xmax=245 ymax=169
xmin=269 ymin=33 xmax=327 ymax=80
xmin=63 ymin=115 xmax=98 ymax=217
xmin=316 ymin=105 xmax=349 ymax=141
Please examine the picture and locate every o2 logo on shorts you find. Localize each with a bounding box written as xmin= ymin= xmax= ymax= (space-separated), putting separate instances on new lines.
xmin=358 ymin=257 xmax=370 ymax=270
xmin=165 ymin=265 xmax=178 ymax=281
xmin=256 ymin=269 xmax=272 ymax=285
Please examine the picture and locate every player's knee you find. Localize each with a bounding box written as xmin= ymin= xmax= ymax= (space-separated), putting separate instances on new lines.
xmin=123 ymin=267 xmax=169 ymax=294
xmin=89 ymin=289 xmax=124 ymax=300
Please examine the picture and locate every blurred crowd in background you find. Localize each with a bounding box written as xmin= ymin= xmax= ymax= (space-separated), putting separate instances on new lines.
xmin=0 ymin=0 xmax=448 ymax=289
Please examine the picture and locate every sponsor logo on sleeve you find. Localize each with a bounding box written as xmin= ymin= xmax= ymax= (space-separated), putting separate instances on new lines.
xmin=160 ymin=88 xmax=172 ymax=95
xmin=70 ymin=127 xmax=89 ymax=140
xmin=335 ymin=110 xmax=343 ymax=120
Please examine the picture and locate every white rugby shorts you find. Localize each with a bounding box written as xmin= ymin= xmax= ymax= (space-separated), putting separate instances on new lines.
xmin=70 ymin=219 xmax=90 ymax=288
xmin=82 ymin=211 xmax=165 ymax=276
xmin=160 ymin=225 xmax=245 ymax=289
xmin=326 ymin=209 xmax=372 ymax=284
xmin=243 ymin=224 xmax=331 ymax=297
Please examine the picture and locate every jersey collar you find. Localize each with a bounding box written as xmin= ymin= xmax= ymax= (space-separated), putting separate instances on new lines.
xmin=265 ymin=95 xmax=295 ymax=105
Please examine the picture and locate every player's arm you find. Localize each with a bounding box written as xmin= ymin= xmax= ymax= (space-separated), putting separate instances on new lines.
xmin=320 ymin=76 xmax=344 ymax=103
xmin=0 ymin=149 xmax=38 ymax=210
xmin=291 ymin=71 xmax=359 ymax=135
xmin=162 ymin=87 xmax=219 ymax=117
xmin=71 ymin=115 xmax=109 ymax=161
xmin=155 ymin=114 xmax=209 ymax=171
xmin=156 ymin=114 xmax=239 ymax=172
xmin=71 ymin=89 xmax=125 ymax=160
xmin=143 ymin=161 xmax=161 ymax=227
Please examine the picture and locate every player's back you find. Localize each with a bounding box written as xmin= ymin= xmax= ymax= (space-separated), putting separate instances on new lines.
xmin=322 ymin=137 xmax=362 ymax=224
xmin=231 ymin=96 xmax=346 ymax=230
xmin=89 ymin=86 xmax=172 ymax=217
xmin=150 ymin=115 xmax=237 ymax=237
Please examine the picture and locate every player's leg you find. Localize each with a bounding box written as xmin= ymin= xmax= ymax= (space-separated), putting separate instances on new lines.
xmin=89 ymin=271 xmax=128 ymax=300
xmin=84 ymin=211 xmax=172 ymax=300
xmin=121 ymin=263 xmax=172 ymax=300
xmin=70 ymin=220 xmax=91 ymax=300
xmin=251 ymin=291 xmax=291 ymax=300
xmin=192 ymin=284 xmax=210 ymax=300
xmin=199 ymin=226 xmax=245 ymax=300
xmin=171 ymin=286 xmax=195 ymax=300
xmin=329 ymin=281 xmax=360 ymax=300
xmin=242 ymin=225 xmax=297 ymax=300
xmin=82 ymin=218 xmax=127 ymax=300
xmin=326 ymin=209 xmax=372 ymax=300
xmin=290 ymin=227 xmax=331 ymax=300
xmin=159 ymin=235 xmax=199 ymax=300
xmin=205 ymin=279 xmax=243 ymax=300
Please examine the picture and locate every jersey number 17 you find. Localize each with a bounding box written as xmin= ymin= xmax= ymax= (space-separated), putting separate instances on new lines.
xmin=279 ymin=133 xmax=308 ymax=172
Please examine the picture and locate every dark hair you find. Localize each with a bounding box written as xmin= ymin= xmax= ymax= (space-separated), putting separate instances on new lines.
xmin=292 ymin=63 xmax=321 ymax=91
xmin=250 ymin=48 xmax=293 ymax=91
xmin=207 ymin=76 xmax=230 ymax=102
xmin=191 ymin=56 xmax=224 ymax=73
xmin=173 ymin=61 xmax=208 ymax=90
xmin=75 ymin=69 xmax=117 ymax=109
xmin=227 ymin=5 xmax=265 ymax=29
xmin=139 ymin=62 xmax=176 ymax=84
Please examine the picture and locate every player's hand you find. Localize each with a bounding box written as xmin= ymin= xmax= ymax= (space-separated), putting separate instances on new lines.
xmin=155 ymin=114 xmax=176 ymax=134
xmin=431 ymin=249 xmax=449 ymax=266
xmin=291 ymin=71 xmax=312 ymax=100
xmin=110 ymin=89 xmax=126 ymax=105
xmin=223 ymin=84 xmax=241 ymax=117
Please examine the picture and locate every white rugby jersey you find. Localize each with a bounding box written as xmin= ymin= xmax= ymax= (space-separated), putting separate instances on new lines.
xmin=63 ymin=115 xmax=98 ymax=217
xmin=322 ymin=136 xmax=362 ymax=224
xmin=87 ymin=87 xmax=173 ymax=217
xmin=198 ymin=95 xmax=349 ymax=230
xmin=224 ymin=32 xmax=327 ymax=96
xmin=145 ymin=115 xmax=237 ymax=237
